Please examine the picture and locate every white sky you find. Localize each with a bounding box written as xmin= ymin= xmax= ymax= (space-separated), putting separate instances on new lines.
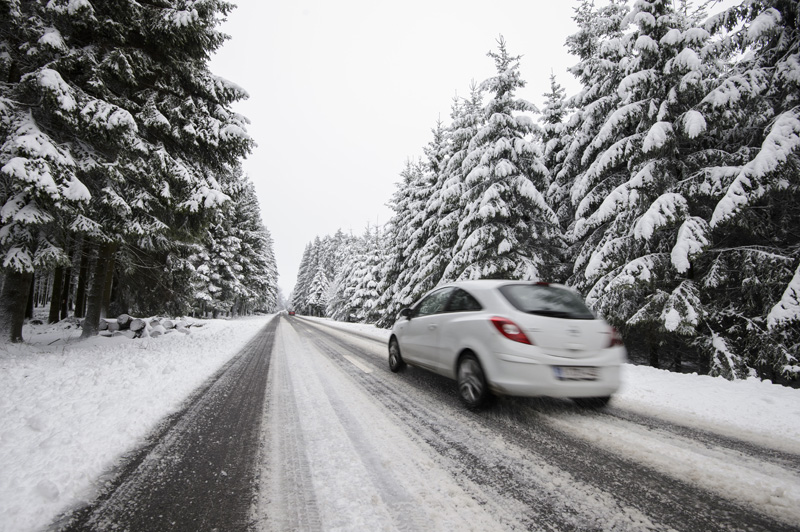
xmin=209 ymin=1 xmax=585 ymax=295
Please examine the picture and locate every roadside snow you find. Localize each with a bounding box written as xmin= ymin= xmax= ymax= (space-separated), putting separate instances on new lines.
xmin=0 ymin=315 xmax=273 ymax=532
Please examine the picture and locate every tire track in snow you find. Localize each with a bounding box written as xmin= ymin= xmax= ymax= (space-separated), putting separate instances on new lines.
xmin=269 ymin=319 xmax=462 ymax=531
xmin=604 ymin=408 xmax=800 ymax=474
xmin=252 ymin=317 xmax=322 ymax=531
xmin=296 ymin=318 xmax=799 ymax=532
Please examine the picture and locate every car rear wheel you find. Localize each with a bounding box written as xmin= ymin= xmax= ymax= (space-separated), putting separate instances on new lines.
xmin=573 ymin=396 xmax=611 ymax=409
xmin=457 ymin=354 xmax=490 ymax=409
xmin=388 ymin=339 xmax=406 ymax=373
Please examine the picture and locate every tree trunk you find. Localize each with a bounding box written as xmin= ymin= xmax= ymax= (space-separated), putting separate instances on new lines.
xmin=100 ymin=244 xmax=117 ymax=319
xmin=25 ymin=274 xmax=34 ymax=319
xmin=649 ymin=342 xmax=660 ymax=369
xmin=48 ymin=267 xmax=63 ymax=324
xmin=81 ymin=242 xmax=116 ymax=338
xmin=74 ymin=243 xmax=89 ymax=318
xmin=0 ymin=269 xmax=34 ymax=343
xmin=60 ymin=266 xmax=71 ymax=320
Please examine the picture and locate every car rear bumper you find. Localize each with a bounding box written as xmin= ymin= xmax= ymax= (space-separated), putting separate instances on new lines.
xmin=485 ymin=348 xmax=624 ymax=398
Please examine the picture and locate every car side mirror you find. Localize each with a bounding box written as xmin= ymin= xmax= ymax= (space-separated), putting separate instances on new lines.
xmin=399 ymin=308 xmax=412 ymax=319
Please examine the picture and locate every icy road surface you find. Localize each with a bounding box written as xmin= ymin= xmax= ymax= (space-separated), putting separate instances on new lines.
xmin=53 ymin=315 xmax=799 ymax=531
xmin=254 ymin=317 xmax=800 ymax=532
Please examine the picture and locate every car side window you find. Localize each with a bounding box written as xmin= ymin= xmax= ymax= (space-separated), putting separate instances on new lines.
xmin=446 ymin=288 xmax=482 ymax=312
xmin=412 ymin=288 xmax=453 ymax=317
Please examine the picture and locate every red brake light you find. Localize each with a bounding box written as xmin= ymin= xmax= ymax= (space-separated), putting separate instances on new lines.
xmin=608 ymin=327 xmax=624 ymax=348
xmin=490 ymin=317 xmax=532 ymax=345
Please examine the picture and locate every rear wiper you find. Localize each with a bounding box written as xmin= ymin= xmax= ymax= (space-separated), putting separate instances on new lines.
xmin=526 ymin=310 xmax=572 ymax=318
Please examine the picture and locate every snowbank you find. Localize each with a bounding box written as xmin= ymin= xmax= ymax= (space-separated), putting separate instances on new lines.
xmin=0 ymin=315 xmax=274 ymax=532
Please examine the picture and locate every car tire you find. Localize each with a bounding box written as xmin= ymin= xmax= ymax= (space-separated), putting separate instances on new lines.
xmin=573 ymin=396 xmax=611 ymax=409
xmin=457 ymin=353 xmax=490 ymax=409
xmin=388 ymin=338 xmax=406 ymax=373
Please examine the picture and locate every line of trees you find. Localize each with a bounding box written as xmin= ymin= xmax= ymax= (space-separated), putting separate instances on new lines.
xmin=292 ymin=0 xmax=799 ymax=383
xmin=0 ymin=0 xmax=278 ymax=343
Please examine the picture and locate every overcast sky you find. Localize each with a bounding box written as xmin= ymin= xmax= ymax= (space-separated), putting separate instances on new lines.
xmin=209 ymin=0 xmax=585 ymax=296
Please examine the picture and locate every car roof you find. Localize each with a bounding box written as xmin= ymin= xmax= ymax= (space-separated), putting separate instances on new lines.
xmin=443 ymin=279 xmax=562 ymax=290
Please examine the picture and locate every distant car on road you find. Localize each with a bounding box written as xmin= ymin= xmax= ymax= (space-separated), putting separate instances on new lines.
xmin=288 ymin=310 xmax=296 ymax=316
xmin=388 ymin=280 xmax=625 ymax=409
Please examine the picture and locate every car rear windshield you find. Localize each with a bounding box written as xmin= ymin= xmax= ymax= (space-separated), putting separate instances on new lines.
xmin=498 ymin=284 xmax=595 ymax=320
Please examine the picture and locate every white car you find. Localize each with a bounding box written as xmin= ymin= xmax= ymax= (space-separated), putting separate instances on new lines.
xmin=388 ymin=280 xmax=626 ymax=408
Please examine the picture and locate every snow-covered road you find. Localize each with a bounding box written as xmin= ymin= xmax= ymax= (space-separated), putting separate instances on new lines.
xmin=259 ymin=317 xmax=800 ymax=531
xmin=2 ymin=314 xmax=799 ymax=531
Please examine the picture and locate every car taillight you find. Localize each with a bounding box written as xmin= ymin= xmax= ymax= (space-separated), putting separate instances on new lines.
xmin=608 ymin=327 xmax=624 ymax=348
xmin=490 ymin=317 xmax=532 ymax=345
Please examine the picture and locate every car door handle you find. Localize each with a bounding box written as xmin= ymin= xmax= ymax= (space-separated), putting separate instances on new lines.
xmin=428 ymin=324 xmax=438 ymax=330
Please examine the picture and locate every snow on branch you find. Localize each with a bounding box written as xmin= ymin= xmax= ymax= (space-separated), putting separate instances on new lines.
xmin=38 ymin=28 xmax=67 ymax=52
xmin=5 ymin=117 xmax=75 ymax=167
xmin=767 ymin=263 xmax=800 ymax=330
xmin=45 ymin=0 xmax=95 ymax=18
xmin=634 ymin=192 xmax=688 ymax=241
xmin=661 ymin=280 xmax=702 ymax=335
xmin=667 ymin=48 xmax=702 ymax=73
xmin=70 ymin=214 xmax=103 ymax=235
xmin=702 ymin=70 xmax=768 ymax=108
xmin=605 ymin=254 xmax=662 ymax=292
xmin=710 ymin=330 xmax=741 ymax=380
xmin=2 ymin=246 xmax=34 ymax=272
xmin=671 ymin=217 xmax=710 ymax=273
xmin=682 ymin=110 xmax=707 ymax=139
xmin=711 ymin=109 xmax=800 ymax=227
xmin=612 ymin=68 xmax=659 ymax=100
xmin=575 ymin=180 xmax=637 ymax=239
xmin=585 ymin=235 xmax=630 ymax=281
xmin=163 ymin=7 xmax=199 ymax=28
xmin=80 ymin=98 xmax=138 ymax=135
xmin=746 ymin=7 xmax=782 ymax=42
xmin=642 ymin=121 xmax=673 ymax=153
xmin=1 ymin=194 xmax=53 ymax=225
xmin=35 ymin=69 xmax=77 ymax=113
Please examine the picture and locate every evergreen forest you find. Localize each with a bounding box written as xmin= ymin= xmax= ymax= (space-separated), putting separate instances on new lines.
xmin=0 ymin=0 xmax=279 ymax=343
xmin=291 ymin=0 xmax=800 ymax=384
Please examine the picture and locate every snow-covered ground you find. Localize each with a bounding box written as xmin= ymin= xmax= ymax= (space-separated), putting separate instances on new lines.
xmin=1 ymin=314 xmax=799 ymax=532
xmin=0 ymin=314 xmax=274 ymax=532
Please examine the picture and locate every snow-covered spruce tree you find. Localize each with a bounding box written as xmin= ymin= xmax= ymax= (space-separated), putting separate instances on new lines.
xmin=291 ymin=243 xmax=314 ymax=314
xmin=292 ymin=234 xmax=345 ymax=315
xmin=443 ymin=37 xmax=563 ymax=282
xmin=190 ymin=168 xmax=277 ymax=317
xmin=0 ymin=2 xmax=95 ymax=341
xmin=0 ymin=0 xmax=252 ymax=339
xmin=541 ymin=73 xmax=572 ymax=236
xmin=693 ymin=0 xmax=800 ymax=380
xmin=396 ymin=86 xmax=487 ymax=316
xmin=556 ymin=0 xmax=631 ymax=288
xmin=374 ymin=158 xmax=438 ymax=327
xmin=306 ymin=266 xmax=330 ymax=317
xmin=565 ymin=0 xmax=725 ymax=371
xmin=352 ymin=226 xmax=387 ymax=324
xmin=327 ymin=235 xmax=361 ymax=322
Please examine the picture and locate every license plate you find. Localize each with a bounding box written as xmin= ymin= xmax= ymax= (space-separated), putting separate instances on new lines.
xmin=554 ymin=366 xmax=599 ymax=381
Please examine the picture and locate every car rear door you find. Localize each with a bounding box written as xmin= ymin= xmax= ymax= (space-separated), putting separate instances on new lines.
xmin=400 ymin=287 xmax=454 ymax=370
